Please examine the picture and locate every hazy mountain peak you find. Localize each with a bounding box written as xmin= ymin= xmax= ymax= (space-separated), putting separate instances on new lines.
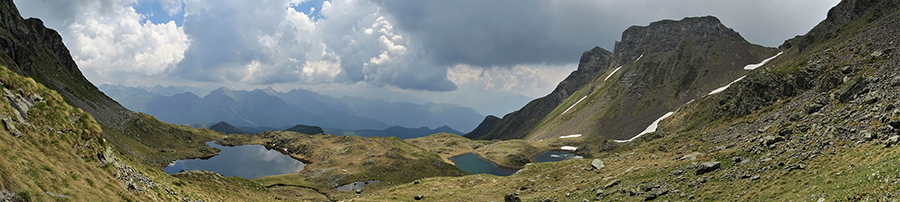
xmin=262 ymin=87 xmax=278 ymax=96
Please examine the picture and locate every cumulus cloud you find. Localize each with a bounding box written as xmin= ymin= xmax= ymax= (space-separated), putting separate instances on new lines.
xmin=14 ymin=0 xmax=187 ymax=85
xmin=13 ymin=0 xmax=840 ymax=95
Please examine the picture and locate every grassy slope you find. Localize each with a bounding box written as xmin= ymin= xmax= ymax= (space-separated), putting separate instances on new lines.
xmin=0 ymin=65 xmax=145 ymax=201
xmin=347 ymin=2 xmax=900 ymax=201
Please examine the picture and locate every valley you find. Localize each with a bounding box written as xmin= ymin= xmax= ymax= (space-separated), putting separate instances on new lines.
xmin=1 ymin=0 xmax=899 ymax=201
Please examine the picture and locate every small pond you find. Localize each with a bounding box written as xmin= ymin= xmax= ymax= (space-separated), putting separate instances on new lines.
xmin=164 ymin=141 xmax=306 ymax=179
xmin=531 ymin=151 xmax=583 ymax=163
xmin=449 ymin=153 xmax=517 ymax=176
xmin=335 ymin=180 xmax=379 ymax=191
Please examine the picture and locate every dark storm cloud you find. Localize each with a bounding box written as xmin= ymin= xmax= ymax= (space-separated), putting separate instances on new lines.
xmin=373 ymin=0 xmax=839 ymax=68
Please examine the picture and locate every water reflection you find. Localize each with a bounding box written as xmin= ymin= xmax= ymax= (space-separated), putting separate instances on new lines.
xmin=164 ymin=141 xmax=306 ymax=179
xmin=532 ymin=151 xmax=583 ymax=163
xmin=449 ymin=153 xmax=517 ymax=176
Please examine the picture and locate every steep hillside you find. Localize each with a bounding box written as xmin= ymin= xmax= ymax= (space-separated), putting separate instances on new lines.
xmin=349 ymin=0 xmax=900 ymax=201
xmin=527 ymin=16 xmax=779 ymax=141
xmin=465 ymin=47 xmax=614 ymax=140
xmin=0 ymin=65 xmax=143 ymax=201
xmin=467 ymin=16 xmax=778 ymax=141
xmin=0 ymin=0 xmax=219 ymax=168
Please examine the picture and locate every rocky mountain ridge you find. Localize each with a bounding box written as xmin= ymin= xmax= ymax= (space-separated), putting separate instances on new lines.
xmin=467 ymin=16 xmax=778 ymax=141
xmin=102 ymin=85 xmax=484 ymax=132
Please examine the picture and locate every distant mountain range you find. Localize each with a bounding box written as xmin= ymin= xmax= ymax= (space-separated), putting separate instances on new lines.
xmin=198 ymin=121 xmax=462 ymax=139
xmin=100 ymin=85 xmax=484 ymax=132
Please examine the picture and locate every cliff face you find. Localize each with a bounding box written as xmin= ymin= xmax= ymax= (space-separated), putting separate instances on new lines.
xmin=465 ymin=46 xmax=613 ymax=140
xmin=0 ymin=0 xmax=219 ymax=168
xmin=467 ymin=16 xmax=778 ymax=141
xmin=0 ymin=0 xmax=127 ymax=128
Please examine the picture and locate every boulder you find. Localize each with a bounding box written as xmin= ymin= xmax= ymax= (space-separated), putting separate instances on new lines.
xmin=504 ymin=193 xmax=521 ymax=202
xmin=603 ymin=179 xmax=620 ymax=189
xmin=760 ymin=136 xmax=785 ymax=146
xmin=678 ymin=152 xmax=703 ymax=161
xmin=591 ymin=158 xmax=605 ymax=170
xmin=884 ymin=136 xmax=900 ymax=147
xmin=414 ymin=194 xmax=425 ymax=200
xmin=0 ymin=189 xmax=23 ymax=202
xmin=863 ymin=131 xmax=877 ymax=141
xmin=785 ymin=163 xmax=806 ymax=171
xmin=695 ymin=161 xmax=721 ymax=175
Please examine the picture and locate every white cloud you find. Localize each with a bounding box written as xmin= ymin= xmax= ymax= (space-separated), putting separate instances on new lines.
xmin=448 ymin=64 xmax=573 ymax=98
xmin=69 ymin=6 xmax=187 ymax=76
xmin=11 ymin=0 xmax=840 ymax=111
xmin=14 ymin=0 xmax=188 ymax=85
xmin=158 ymin=0 xmax=184 ymax=16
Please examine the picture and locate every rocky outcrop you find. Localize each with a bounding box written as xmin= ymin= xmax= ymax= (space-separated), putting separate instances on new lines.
xmin=695 ymin=161 xmax=720 ymax=175
xmin=0 ymin=0 xmax=218 ymax=168
xmin=781 ymin=0 xmax=900 ymax=52
xmin=466 ymin=47 xmax=613 ymax=140
xmin=0 ymin=0 xmax=126 ymax=130
xmin=488 ymin=16 xmax=779 ymax=142
xmin=0 ymin=188 xmax=22 ymax=202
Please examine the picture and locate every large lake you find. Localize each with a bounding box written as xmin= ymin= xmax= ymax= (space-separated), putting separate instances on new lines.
xmin=164 ymin=141 xmax=306 ymax=179
xmin=449 ymin=153 xmax=517 ymax=176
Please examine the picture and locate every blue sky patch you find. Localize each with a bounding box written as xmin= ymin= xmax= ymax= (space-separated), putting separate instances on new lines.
xmin=132 ymin=0 xmax=185 ymax=27
xmin=291 ymin=0 xmax=327 ymax=21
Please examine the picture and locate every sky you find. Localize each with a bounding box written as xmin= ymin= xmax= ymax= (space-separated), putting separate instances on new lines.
xmin=13 ymin=0 xmax=840 ymax=116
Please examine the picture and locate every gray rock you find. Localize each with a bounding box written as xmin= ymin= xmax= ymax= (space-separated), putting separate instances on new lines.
xmin=889 ymin=120 xmax=900 ymax=129
xmin=604 ymin=179 xmax=620 ymax=189
xmin=748 ymin=175 xmax=760 ymax=181
xmin=669 ymin=169 xmax=684 ymax=176
xmin=884 ymin=136 xmax=899 ymax=147
xmin=871 ymin=50 xmax=883 ymax=57
xmin=678 ymin=152 xmax=703 ymax=161
xmin=504 ymin=193 xmax=521 ymax=202
xmin=1 ymin=116 xmax=22 ymax=137
xmin=760 ymin=136 xmax=785 ymax=146
xmin=804 ymin=103 xmax=824 ymax=114
xmin=732 ymin=156 xmax=744 ymax=164
xmin=785 ymin=163 xmax=807 ymax=171
xmin=864 ymin=132 xmax=877 ymax=141
xmin=591 ymin=158 xmax=605 ymax=170
xmin=1 ymin=189 xmax=23 ymax=202
xmin=696 ymin=161 xmax=721 ymax=175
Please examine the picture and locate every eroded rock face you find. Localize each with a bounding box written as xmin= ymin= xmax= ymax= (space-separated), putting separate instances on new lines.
xmin=465 ymin=47 xmax=613 ymax=140
xmin=695 ymin=161 xmax=720 ymax=175
xmin=468 ymin=15 xmax=778 ymax=141
xmin=0 ymin=188 xmax=23 ymax=202
xmin=3 ymin=88 xmax=44 ymax=123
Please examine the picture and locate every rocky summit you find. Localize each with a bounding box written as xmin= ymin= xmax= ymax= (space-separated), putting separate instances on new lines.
xmin=467 ymin=15 xmax=778 ymax=142
xmin=2 ymin=0 xmax=900 ymax=201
